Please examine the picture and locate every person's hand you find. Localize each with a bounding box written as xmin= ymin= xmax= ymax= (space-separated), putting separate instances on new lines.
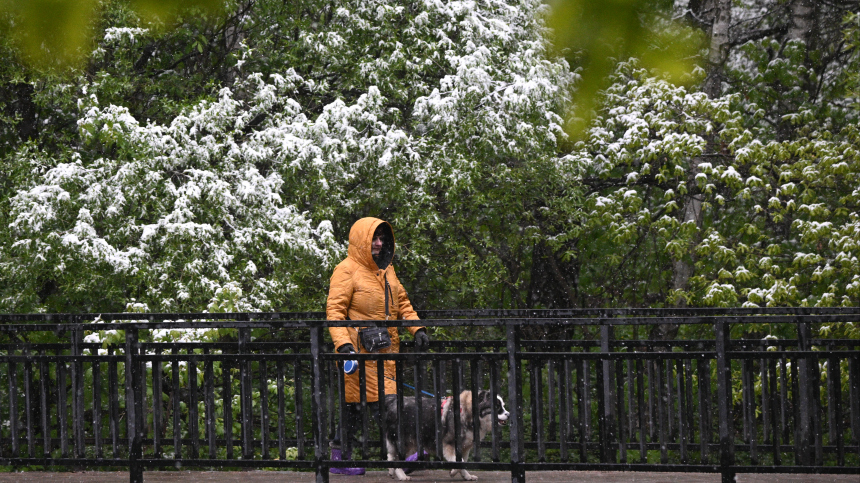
xmin=337 ymin=343 xmax=356 ymax=354
xmin=413 ymin=329 xmax=430 ymax=352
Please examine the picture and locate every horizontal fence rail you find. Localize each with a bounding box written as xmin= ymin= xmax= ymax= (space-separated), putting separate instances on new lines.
xmin=0 ymin=309 xmax=857 ymax=483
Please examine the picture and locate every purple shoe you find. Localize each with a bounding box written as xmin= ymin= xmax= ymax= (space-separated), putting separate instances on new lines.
xmin=330 ymin=448 xmax=366 ymax=476
xmin=403 ymin=450 xmax=427 ymax=475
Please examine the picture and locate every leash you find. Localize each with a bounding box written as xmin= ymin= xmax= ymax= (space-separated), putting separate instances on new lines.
xmin=384 ymin=376 xmax=461 ymax=419
xmin=384 ymin=375 xmax=436 ymax=398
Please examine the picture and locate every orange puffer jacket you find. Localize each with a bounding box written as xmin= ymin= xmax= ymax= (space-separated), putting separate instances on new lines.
xmin=326 ymin=217 xmax=424 ymax=403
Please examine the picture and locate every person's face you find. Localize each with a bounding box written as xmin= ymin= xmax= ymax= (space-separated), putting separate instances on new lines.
xmin=371 ymin=232 xmax=384 ymax=256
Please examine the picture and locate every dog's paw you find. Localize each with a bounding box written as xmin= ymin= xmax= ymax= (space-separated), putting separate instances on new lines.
xmin=456 ymin=470 xmax=478 ymax=481
xmin=394 ymin=468 xmax=411 ymax=481
xmin=389 ymin=468 xmax=395 ymax=478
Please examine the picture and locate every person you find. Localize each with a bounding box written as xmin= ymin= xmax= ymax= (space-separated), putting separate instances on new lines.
xmin=326 ymin=217 xmax=430 ymax=475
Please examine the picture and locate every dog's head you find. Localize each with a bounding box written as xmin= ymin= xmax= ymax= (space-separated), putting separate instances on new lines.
xmin=477 ymin=391 xmax=510 ymax=426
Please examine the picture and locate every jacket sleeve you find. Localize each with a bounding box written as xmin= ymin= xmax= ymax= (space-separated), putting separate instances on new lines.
xmin=393 ymin=271 xmax=424 ymax=335
xmin=327 ymin=264 xmax=354 ymax=352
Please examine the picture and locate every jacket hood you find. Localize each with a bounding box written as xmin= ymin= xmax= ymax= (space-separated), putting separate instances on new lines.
xmin=347 ymin=217 xmax=395 ymax=271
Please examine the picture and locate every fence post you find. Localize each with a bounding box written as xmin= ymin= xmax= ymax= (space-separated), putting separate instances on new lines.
xmin=796 ymin=321 xmax=814 ymax=466
xmin=126 ymin=326 xmax=143 ymax=483
xmin=238 ymin=316 xmax=253 ymax=460
xmin=310 ymin=323 xmax=329 ymax=483
xmin=599 ymin=322 xmax=616 ymax=463
xmin=506 ymin=322 xmax=525 ymax=483
xmin=714 ymin=321 xmax=734 ymax=483
xmin=71 ymin=319 xmax=86 ymax=459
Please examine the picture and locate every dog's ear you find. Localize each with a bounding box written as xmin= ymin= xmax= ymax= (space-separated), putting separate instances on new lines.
xmin=479 ymin=390 xmax=491 ymax=404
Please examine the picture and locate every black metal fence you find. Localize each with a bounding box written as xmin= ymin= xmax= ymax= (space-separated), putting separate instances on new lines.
xmin=0 ymin=308 xmax=858 ymax=483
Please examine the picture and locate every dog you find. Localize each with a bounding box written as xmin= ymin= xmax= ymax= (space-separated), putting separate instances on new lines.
xmin=383 ymin=390 xmax=510 ymax=481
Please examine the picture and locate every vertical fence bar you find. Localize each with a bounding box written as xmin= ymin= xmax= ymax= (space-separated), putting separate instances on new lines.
xmin=490 ymin=358 xmax=501 ymax=462
xmin=616 ymin=358 xmax=627 ymax=463
xmin=294 ymin=359 xmax=304 ymax=461
xmin=109 ymin=346 xmax=119 ymax=458
xmin=359 ymin=355 xmax=368 ymax=461
xmin=72 ymin=326 xmax=85 ymax=459
xmin=222 ymin=357 xmax=233 ymax=460
xmin=57 ymin=359 xmax=67 ymax=457
xmin=761 ymin=355 xmax=769 ymax=445
xmin=379 ymin=355 xmax=391 ymax=459
xmin=715 ymin=320 xmax=734 ymax=483
xmin=528 ymin=361 xmax=537 ymax=444
xmin=189 ymin=358 xmax=199 ymax=459
xmin=548 ymin=359 xmax=557 ymax=446
xmin=577 ymin=358 xmax=587 ymax=462
xmin=238 ymin=327 xmax=253 ymax=461
xmin=506 ymin=323 xmax=525 ymax=483
xmin=797 ymin=321 xmax=813 ymax=466
xmin=791 ymin=356 xmax=800 ymax=465
xmin=205 ymin=354 xmax=215 ymax=460
xmin=627 ymin=358 xmax=635 ymax=452
xmin=451 ymin=358 xmax=462 ymax=462
xmin=470 ymin=357 xmax=481 ymax=462
xmin=327 ymin=356 xmax=336 ymax=454
xmin=126 ymin=327 xmax=143 ymax=483
xmin=416 ymin=357 xmax=425 ymax=463
xmin=780 ymin=349 xmax=789 ymax=444
xmin=850 ymin=353 xmax=859 ymax=463
xmin=23 ymin=357 xmax=34 ymax=458
xmin=153 ymin=348 xmax=162 ymax=458
xmin=310 ymin=324 xmax=329 ymax=483
xmin=172 ymin=349 xmax=181 ymax=460
xmin=600 ymin=324 xmax=616 ymax=463
xmin=812 ymin=354 xmax=823 ymax=466
xmin=260 ymin=360 xmax=269 ymax=459
xmin=433 ymin=358 xmax=443 ymax=460
xmin=665 ymin=356 xmax=674 ymax=445
xmin=768 ymin=357 xmax=780 ymax=465
xmin=596 ymin=354 xmax=607 ymax=463
xmin=656 ymin=358 xmax=667 ymax=464
xmin=698 ymin=356 xmax=712 ymax=464
xmin=648 ymin=359 xmax=655 ymax=442
xmin=535 ymin=358 xmax=545 ymax=461
xmin=636 ymin=358 xmax=646 ymax=463
xmin=9 ymin=359 xmax=19 ymax=457
xmin=40 ymin=356 xmax=50 ymax=457
xmin=337 ymin=354 xmax=348 ymax=459
xmin=677 ymin=358 xmax=688 ymax=464
xmin=277 ymin=359 xmax=286 ymax=461
xmin=828 ymin=355 xmax=844 ymax=466
xmin=742 ymin=357 xmax=751 ymax=444
xmin=744 ymin=358 xmax=758 ymax=465
xmin=559 ymin=358 xmax=569 ymax=463
xmin=684 ymin=358 xmax=694 ymax=456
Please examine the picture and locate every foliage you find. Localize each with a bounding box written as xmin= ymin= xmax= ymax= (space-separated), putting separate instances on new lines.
xmin=0 ymin=0 xmax=859 ymax=347
xmin=0 ymin=0 xmax=578 ymax=333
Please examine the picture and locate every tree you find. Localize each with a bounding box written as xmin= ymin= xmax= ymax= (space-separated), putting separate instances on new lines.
xmin=0 ymin=0 xmax=579 ymax=328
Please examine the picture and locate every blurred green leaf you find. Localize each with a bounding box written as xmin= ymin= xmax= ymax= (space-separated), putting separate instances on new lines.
xmin=0 ymin=0 xmax=223 ymax=70
xmin=0 ymin=0 xmax=98 ymax=69
xmin=546 ymin=0 xmax=703 ymax=137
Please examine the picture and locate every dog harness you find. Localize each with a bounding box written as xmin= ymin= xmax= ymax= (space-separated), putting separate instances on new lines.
xmin=440 ymin=395 xmax=465 ymax=418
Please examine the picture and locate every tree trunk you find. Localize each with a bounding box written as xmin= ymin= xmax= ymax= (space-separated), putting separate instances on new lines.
xmin=787 ymin=0 xmax=815 ymax=43
xmin=652 ymin=0 xmax=731 ymax=340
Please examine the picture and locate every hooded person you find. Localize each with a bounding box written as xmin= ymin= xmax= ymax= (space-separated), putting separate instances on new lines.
xmin=326 ymin=217 xmax=430 ymax=475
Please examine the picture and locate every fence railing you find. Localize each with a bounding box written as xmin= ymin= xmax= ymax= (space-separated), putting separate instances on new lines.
xmin=0 ymin=308 xmax=858 ymax=483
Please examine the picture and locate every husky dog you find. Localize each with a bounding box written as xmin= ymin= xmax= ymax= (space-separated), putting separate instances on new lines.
xmin=383 ymin=390 xmax=510 ymax=481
